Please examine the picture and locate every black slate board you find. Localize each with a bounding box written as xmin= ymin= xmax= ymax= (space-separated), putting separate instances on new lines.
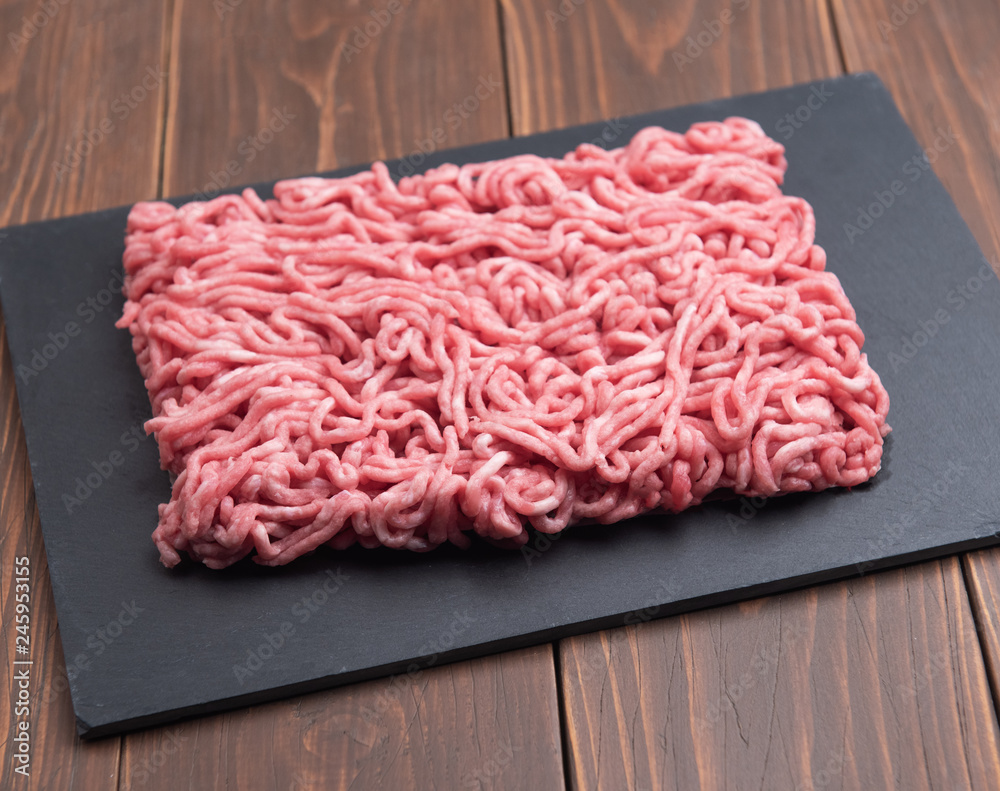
xmin=3 ymin=73 xmax=999 ymax=739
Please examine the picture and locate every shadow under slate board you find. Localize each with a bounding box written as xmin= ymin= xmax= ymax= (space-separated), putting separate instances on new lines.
xmin=1 ymin=73 xmax=999 ymax=739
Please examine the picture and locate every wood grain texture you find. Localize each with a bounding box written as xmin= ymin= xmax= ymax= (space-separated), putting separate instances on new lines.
xmin=500 ymin=0 xmax=842 ymax=133
xmin=121 ymin=645 xmax=563 ymax=791
xmin=830 ymin=0 xmax=1000 ymax=266
xmin=501 ymin=1 xmax=1000 ymax=788
xmin=966 ymin=549 xmax=1000 ymax=712
xmin=0 ymin=0 xmax=169 ymax=788
xmin=117 ymin=2 xmax=564 ymax=789
xmin=0 ymin=0 xmax=168 ymax=224
xmin=560 ymin=559 xmax=1000 ymax=791
xmin=163 ymin=0 xmax=510 ymax=195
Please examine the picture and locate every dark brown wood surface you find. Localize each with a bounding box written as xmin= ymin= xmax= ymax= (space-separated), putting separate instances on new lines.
xmin=0 ymin=0 xmax=168 ymax=225
xmin=163 ymin=0 xmax=511 ymax=191
xmin=559 ymin=560 xmax=1000 ymax=791
xmin=501 ymin=0 xmax=841 ymax=133
xmin=121 ymin=645 xmax=563 ymax=791
xmin=2 ymin=1 xmax=1000 ymax=789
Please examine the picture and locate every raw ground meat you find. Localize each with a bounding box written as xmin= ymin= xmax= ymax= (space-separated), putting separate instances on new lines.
xmin=117 ymin=118 xmax=891 ymax=568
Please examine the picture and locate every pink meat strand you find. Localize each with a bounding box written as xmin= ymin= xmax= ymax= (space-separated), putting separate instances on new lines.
xmin=117 ymin=118 xmax=891 ymax=569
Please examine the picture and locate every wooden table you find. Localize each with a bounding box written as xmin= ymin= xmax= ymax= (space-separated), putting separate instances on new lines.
xmin=3 ymin=1 xmax=1000 ymax=788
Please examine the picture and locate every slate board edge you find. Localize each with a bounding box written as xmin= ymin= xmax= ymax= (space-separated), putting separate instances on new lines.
xmin=75 ymin=529 xmax=1000 ymax=739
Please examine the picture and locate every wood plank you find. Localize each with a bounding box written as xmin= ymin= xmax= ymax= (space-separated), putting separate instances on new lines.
xmin=967 ymin=549 xmax=1000 ymax=708
xmin=121 ymin=2 xmax=564 ymax=789
xmin=0 ymin=0 xmax=167 ymax=225
xmin=501 ymin=0 xmax=1000 ymax=787
xmin=163 ymin=0 xmax=510 ymax=195
xmin=500 ymin=0 xmax=841 ymax=132
xmin=121 ymin=645 xmax=563 ymax=791
xmin=828 ymin=0 xmax=1000 ymax=734
xmin=0 ymin=0 xmax=169 ymax=787
xmin=560 ymin=560 xmax=1000 ymax=790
